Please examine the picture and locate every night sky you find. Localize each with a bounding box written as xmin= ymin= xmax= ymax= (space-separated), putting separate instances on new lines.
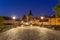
xmin=0 ymin=0 xmax=58 ymax=18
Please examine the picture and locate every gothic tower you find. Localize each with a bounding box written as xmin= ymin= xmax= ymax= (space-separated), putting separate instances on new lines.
xmin=28 ymin=10 xmax=33 ymax=21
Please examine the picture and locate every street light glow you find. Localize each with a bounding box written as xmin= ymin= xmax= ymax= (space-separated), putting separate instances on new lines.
xmin=12 ymin=16 xmax=16 ymax=20
xmin=40 ymin=16 xmax=44 ymax=19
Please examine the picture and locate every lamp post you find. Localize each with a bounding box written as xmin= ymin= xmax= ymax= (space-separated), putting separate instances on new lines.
xmin=12 ymin=16 xmax=16 ymax=27
xmin=40 ymin=16 xmax=44 ymax=27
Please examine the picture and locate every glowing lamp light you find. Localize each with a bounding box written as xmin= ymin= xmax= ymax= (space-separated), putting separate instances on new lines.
xmin=40 ymin=16 xmax=44 ymax=20
xmin=12 ymin=16 xmax=16 ymax=20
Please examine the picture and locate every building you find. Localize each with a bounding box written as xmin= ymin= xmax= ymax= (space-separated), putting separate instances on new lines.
xmin=21 ymin=10 xmax=60 ymax=26
xmin=0 ymin=16 xmax=20 ymax=25
xmin=22 ymin=10 xmax=33 ymax=22
xmin=0 ymin=11 xmax=60 ymax=26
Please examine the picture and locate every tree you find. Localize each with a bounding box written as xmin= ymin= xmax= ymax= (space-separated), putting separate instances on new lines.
xmin=53 ymin=5 xmax=60 ymax=17
xmin=0 ymin=17 xmax=4 ymax=26
xmin=53 ymin=0 xmax=60 ymax=17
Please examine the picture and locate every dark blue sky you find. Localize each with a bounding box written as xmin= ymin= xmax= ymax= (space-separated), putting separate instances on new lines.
xmin=0 ymin=0 xmax=58 ymax=18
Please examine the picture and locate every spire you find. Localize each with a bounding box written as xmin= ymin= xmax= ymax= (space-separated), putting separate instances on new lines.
xmin=28 ymin=10 xmax=33 ymax=16
xmin=22 ymin=15 xmax=26 ymax=19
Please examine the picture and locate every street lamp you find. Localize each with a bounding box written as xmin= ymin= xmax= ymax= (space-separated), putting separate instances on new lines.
xmin=12 ymin=16 xmax=16 ymax=27
xmin=40 ymin=16 xmax=44 ymax=27
xmin=41 ymin=16 xmax=44 ymax=20
xmin=12 ymin=16 xmax=16 ymax=20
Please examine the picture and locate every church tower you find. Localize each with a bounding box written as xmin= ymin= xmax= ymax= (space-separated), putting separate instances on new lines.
xmin=28 ymin=10 xmax=33 ymax=21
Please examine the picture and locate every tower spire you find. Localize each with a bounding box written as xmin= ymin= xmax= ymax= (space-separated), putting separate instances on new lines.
xmin=28 ymin=10 xmax=33 ymax=16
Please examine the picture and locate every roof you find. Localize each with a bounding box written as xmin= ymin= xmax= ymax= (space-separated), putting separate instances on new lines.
xmin=40 ymin=15 xmax=56 ymax=18
xmin=0 ymin=16 xmax=20 ymax=21
xmin=0 ymin=16 xmax=12 ymax=20
xmin=3 ymin=17 xmax=12 ymax=20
